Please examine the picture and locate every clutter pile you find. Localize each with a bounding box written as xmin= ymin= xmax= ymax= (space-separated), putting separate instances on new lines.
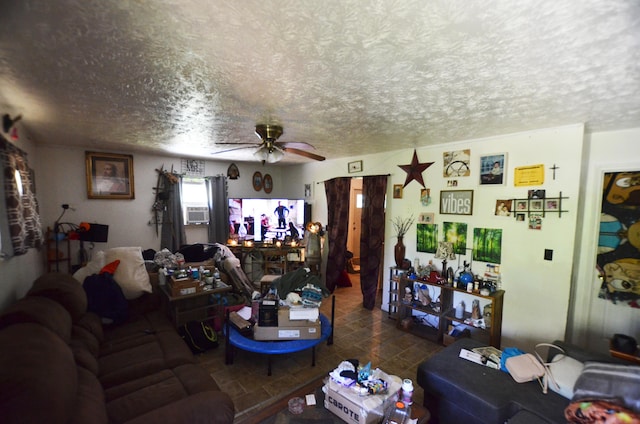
xmin=323 ymin=360 xmax=404 ymax=424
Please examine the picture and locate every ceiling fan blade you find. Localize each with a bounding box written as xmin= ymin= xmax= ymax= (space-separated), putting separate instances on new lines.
xmin=212 ymin=146 xmax=254 ymax=154
xmin=278 ymin=141 xmax=317 ymax=150
xmin=283 ymin=147 xmax=326 ymax=161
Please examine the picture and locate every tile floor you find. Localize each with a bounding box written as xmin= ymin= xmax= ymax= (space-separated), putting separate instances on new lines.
xmin=194 ymin=272 xmax=444 ymax=420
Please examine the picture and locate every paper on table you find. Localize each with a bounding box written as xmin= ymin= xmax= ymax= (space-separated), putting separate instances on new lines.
xmin=237 ymin=306 xmax=253 ymax=321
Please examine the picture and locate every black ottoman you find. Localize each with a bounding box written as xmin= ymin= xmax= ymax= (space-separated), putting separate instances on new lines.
xmin=416 ymin=338 xmax=569 ymax=424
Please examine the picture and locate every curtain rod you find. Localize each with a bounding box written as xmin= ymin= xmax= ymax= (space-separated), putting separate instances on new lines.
xmin=316 ymin=173 xmax=391 ymax=184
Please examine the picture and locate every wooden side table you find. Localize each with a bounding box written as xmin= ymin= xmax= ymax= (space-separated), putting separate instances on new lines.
xmin=159 ymin=283 xmax=232 ymax=327
xmin=411 ymin=403 xmax=431 ymax=424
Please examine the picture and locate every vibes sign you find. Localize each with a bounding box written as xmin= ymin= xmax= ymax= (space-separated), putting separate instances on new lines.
xmin=440 ymin=190 xmax=474 ymax=215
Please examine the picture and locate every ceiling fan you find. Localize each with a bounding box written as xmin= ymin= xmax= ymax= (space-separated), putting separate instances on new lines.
xmin=214 ymin=124 xmax=326 ymax=163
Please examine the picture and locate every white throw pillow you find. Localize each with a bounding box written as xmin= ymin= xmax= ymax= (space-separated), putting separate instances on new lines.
xmin=72 ymin=251 xmax=106 ymax=284
xmin=104 ymin=247 xmax=152 ymax=299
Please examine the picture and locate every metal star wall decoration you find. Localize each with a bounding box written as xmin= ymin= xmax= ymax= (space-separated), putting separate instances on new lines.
xmin=398 ymin=149 xmax=434 ymax=188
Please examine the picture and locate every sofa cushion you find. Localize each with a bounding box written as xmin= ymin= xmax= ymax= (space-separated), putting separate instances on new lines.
xmin=0 ymin=296 xmax=72 ymax=342
xmin=76 ymin=312 xmax=104 ymax=343
xmin=73 ymin=323 xmax=101 ymax=357
xmin=124 ymin=391 xmax=235 ymax=424
xmin=27 ymin=272 xmax=88 ymax=321
xmin=0 ymin=323 xmax=77 ymax=424
xmin=70 ymin=338 xmax=100 ymax=375
xmin=105 ymin=365 xmax=228 ymax=424
xmin=68 ymin=366 xmax=108 ymax=424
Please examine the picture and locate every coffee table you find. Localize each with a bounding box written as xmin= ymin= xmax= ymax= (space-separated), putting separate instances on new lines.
xmin=239 ymin=376 xmax=431 ymax=424
xmin=225 ymin=297 xmax=335 ymax=376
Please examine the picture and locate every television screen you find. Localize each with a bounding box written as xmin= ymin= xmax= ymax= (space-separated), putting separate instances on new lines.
xmin=229 ymin=198 xmax=308 ymax=241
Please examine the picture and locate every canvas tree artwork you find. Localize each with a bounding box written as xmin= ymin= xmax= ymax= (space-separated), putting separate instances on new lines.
xmin=473 ymin=228 xmax=503 ymax=264
xmin=443 ymin=222 xmax=468 ymax=255
xmin=417 ymin=223 xmax=438 ymax=253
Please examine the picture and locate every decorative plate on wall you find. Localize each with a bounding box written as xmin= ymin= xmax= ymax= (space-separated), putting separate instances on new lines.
xmin=263 ymin=174 xmax=273 ymax=193
xmin=252 ymin=171 xmax=262 ymax=191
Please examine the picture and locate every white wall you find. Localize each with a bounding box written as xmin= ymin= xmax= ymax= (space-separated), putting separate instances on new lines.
xmin=569 ymin=128 xmax=640 ymax=354
xmin=36 ymin=146 xmax=285 ymax=253
xmin=287 ymin=124 xmax=585 ymax=352
xmin=2 ymin=123 xmax=637 ymax=353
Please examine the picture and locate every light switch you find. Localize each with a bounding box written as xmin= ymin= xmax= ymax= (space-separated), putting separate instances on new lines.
xmin=544 ymin=249 xmax=553 ymax=261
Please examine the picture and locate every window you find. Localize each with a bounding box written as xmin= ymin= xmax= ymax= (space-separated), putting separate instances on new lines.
xmin=181 ymin=178 xmax=208 ymax=224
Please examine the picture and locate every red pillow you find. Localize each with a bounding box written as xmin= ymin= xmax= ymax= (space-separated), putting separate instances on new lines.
xmin=100 ymin=260 xmax=120 ymax=275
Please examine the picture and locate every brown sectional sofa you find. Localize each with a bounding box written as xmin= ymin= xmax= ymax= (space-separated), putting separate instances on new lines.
xmin=0 ymin=272 xmax=234 ymax=424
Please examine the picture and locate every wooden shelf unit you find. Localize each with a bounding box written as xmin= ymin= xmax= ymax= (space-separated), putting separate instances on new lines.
xmin=397 ymin=275 xmax=504 ymax=348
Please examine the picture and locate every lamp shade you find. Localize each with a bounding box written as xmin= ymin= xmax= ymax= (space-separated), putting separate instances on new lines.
xmin=434 ymin=241 xmax=456 ymax=260
xmin=253 ymin=145 xmax=285 ymax=163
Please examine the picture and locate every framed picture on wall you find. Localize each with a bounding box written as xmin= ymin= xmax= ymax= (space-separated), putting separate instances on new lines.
xmin=86 ymin=151 xmax=134 ymax=199
xmin=393 ymin=184 xmax=403 ymax=199
xmin=440 ymin=190 xmax=473 ymax=215
xmin=479 ymin=153 xmax=507 ymax=185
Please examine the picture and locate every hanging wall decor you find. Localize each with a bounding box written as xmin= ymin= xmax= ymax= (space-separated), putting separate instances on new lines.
xmin=252 ymin=171 xmax=263 ymax=191
xmin=227 ymin=163 xmax=239 ymax=179
xmin=263 ymin=174 xmax=273 ymax=193
xmin=597 ymin=171 xmax=640 ymax=306
xmin=181 ymin=158 xmax=205 ymax=176
xmin=443 ymin=149 xmax=470 ymax=178
xmin=86 ymin=151 xmax=134 ymax=199
xmin=398 ymin=149 xmax=434 ymax=188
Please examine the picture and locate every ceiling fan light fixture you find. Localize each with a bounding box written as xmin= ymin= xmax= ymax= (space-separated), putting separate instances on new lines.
xmin=253 ymin=146 xmax=269 ymax=162
xmin=267 ymin=146 xmax=285 ymax=163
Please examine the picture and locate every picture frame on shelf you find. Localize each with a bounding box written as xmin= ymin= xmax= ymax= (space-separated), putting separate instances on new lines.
xmin=348 ymin=160 xmax=363 ymax=173
xmin=86 ymin=151 xmax=134 ymax=199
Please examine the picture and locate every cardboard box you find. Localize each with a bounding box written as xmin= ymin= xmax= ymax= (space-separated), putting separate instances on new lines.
xmin=253 ymin=321 xmax=321 ymax=340
xmin=169 ymin=276 xmax=202 ymax=297
xmin=324 ymin=369 xmax=401 ymax=424
xmin=278 ymin=306 xmax=319 ymax=327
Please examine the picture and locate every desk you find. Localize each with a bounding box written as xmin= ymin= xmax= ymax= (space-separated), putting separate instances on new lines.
xmin=225 ymin=297 xmax=334 ymax=376
xmin=159 ymin=283 xmax=232 ymax=327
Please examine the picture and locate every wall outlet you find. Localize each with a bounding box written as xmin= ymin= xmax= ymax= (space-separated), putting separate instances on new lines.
xmin=544 ymin=249 xmax=553 ymax=261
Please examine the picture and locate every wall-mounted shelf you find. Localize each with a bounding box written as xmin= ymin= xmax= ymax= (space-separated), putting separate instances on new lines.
xmin=512 ymin=191 xmax=569 ymax=218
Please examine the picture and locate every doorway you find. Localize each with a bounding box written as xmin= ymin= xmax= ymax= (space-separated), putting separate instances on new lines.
xmin=347 ymin=178 xmax=362 ymax=269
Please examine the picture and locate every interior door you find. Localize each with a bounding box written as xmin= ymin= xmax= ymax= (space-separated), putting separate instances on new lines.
xmin=348 ymin=181 xmax=362 ymax=262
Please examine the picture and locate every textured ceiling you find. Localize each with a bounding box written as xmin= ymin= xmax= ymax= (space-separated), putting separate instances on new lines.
xmin=1 ymin=1 xmax=639 ymax=164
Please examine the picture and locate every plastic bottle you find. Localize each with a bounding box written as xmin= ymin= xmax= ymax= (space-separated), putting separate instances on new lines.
xmin=383 ymin=401 xmax=410 ymax=424
xmin=401 ymin=378 xmax=413 ymax=405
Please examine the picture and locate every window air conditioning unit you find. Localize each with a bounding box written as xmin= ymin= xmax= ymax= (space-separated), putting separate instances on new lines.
xmin=186 ymin=206 xmax=209 ymax=225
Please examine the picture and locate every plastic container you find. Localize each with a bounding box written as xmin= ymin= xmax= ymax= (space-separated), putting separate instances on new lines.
xmin=383 ymin=401 xmax=410 ymax=424
xmin=401 ymin=379 xmax=413 ymax=405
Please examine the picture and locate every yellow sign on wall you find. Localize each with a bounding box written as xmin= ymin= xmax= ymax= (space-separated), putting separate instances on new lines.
xmin=514 ymin=164 xmax=545 ymax=186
